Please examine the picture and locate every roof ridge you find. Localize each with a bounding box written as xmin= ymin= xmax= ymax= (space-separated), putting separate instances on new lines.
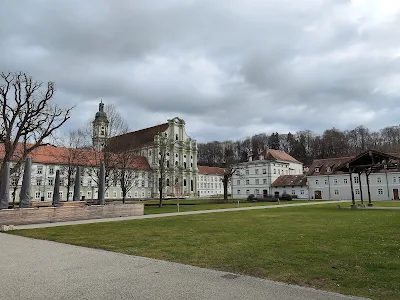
xmin=111 ymin=123 xmax=169 ymax=139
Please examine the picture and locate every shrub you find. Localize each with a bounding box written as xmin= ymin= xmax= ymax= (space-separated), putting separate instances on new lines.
xmin=280 ymin=193 xmax=292 ymax=201
xmin=247 ymin=194 xmax=256 ymax=202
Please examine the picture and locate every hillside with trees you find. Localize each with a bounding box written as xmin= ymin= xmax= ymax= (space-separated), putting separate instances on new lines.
xmin=197 ymin=125 xmax=400 ymax=167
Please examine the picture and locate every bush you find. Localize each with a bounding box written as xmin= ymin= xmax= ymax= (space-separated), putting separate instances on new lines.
xmin=247 ymin=194 xmax=256 ymax=202
xmin=280 ymin=193 xmax=292 ymax=201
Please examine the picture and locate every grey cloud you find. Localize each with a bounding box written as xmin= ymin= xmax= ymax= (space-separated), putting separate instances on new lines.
xmin=1 ymin=0 xmax=400 ymax=142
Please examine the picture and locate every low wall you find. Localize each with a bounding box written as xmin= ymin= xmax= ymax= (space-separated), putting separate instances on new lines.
xmin=0 ymin=204 xmax=144 ymax=226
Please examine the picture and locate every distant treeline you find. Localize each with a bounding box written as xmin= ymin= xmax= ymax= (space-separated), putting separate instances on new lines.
xmin=197 ymin=125 xmax=400 ymax=167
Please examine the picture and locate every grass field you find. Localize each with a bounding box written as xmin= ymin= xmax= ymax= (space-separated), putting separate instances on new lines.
xmin=144 ymin=199 xmax=322 ymax=214
xmin=12 ymin=202 xmax=400 ymax=300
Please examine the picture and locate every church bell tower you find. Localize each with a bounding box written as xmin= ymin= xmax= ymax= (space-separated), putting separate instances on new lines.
xmin=92 ymin=100 xmax=109 ymax=151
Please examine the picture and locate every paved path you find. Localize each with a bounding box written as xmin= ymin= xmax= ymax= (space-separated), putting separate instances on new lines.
xmin=0 ymin=233 xmax=368 ymax=300
xmin=13 ymin=200 xmax=348 ymax=230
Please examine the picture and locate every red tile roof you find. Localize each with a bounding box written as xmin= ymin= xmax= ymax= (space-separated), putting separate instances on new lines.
xmin=307 ymin=156 xmax=355 ymax=175
xmin=271 ymin=175 xmax=307 ymax=187
xmin=0 ymin=144 xmax=151 ymax=170
xmin=253 ymin=149 xmax=301 ymax=164
xmin=198 ymin=165 xmax=225 ymax=175
xmin=107 ymin=123 xmax=169 ymax=152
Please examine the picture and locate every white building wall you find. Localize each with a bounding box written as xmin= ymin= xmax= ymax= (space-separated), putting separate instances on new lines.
xmin=9 ymin=162 xmax=153 ymax=203
xmin=271 ymin=186 xmax=309 ymax=199
xmin=197 ymin=174 xmax=226 ymax=197
xmin=307 ymin=172 xmax=400 ymax=201
xmin=232 ymin=159 xmax=304 ymax=199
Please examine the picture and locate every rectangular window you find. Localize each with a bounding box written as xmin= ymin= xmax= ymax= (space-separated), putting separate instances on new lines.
xmin=255 ymin=179 xmax=259 ymax=185
xmin=393 ymin=177 xmax=397 ymax=183
xmin=300 ymin=190 xmax=304 ymax=195
xmin=378 ymin=188 xmax=383 ymax=195
xmin=262 ymin=169 xmax=266 ymax=174
xmin=315 ymin=179 xmax=319 ymax=185
xmin=105 ymin=191 xmax=109 ymax=198
xmin=355 ymin=189 xmax=360 ymax=195
xmin=35 ymin=191 xmax=40 ymax=199
xmin=334 ymin=190 xmax=339 ymax=195
xmin=245 ymin=169 xmax=249 ymax=175
xmin=47 ymin=191 xmax=52 ymax=199
xmin=37 ymin=166 xmax=43 ymax=174
xmin=120 ymin=192 xmax=123 ymax=198
xmin=237 ymin=190 xmax=240 ymax=194
xmin=292 ymin=190 xmax=296 ymax=195
xmin=274 ymin=169 xmax=276 ymax=174
xmin=263 ymin=179 xmax=267 ymax=184
xmin=255 ymin=169 xmax=259 ymax=175
xmin=237 ymin=180 xmax=240 ymax=185
xmin=255 ymin=189 xmax=259 ymax=195
xmin=49 ymin=167 xmax=54 ymax=175
xmin=354 ymin=176 xmax=359 ymax=184
xmin=324 ymin=179 xmax=328 ymax=185
xmin=377 ymin=177 xmax=382 ymax=183
xmin=334 ymin=179 xmax=338 ymax=185
xmin=68 ymin=191 xmax=73 ymax=198
xmin=344 ymin=178 xmax=348 ymax=184
xmin=113 ymin=191 xmax=117 ymax=198
xmin=48 ymin=179 xmax=54 ymax=186
xmin=59 ymin=192 xmax=63 ymax=199
xmin=246 ymin=190 xmax=250 ymax=195
xmin=36 ymin=179 xmax=42 ymax=186
xmin=246 ymin=180 xmax=249 ymax=185
xmin=11 ymin=178 xmax=18 ymax=186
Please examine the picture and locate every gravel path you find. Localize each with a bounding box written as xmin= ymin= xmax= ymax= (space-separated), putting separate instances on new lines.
xmin=0 ymin=233 xmax=369 ymax=300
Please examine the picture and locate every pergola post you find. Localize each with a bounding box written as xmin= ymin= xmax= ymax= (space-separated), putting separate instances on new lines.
xmin=366 ymin=169 xmax=372 ymax=207
xmin=348 ymin=165 xmax=356 ymax=208
xmin=358 ymin=171 xmax=364 ymax=206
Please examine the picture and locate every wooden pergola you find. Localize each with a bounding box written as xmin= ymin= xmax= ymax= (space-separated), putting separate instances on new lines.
xmin=336 ymin=150 xmax=400 ymax=207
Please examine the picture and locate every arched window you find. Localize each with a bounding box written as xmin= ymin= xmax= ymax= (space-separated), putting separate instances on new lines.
xmin=184 ymin=179 xmax=187 ymax=187
xmin=166 ymin=179 xmax=170 ymax=186
xmin=184 ymin=162 xmax=187 ymax=169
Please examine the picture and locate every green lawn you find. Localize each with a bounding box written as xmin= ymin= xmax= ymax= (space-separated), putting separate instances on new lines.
xmin=144 ymin=199 xmax=322 ymax=214
xmin=12 ymin=203 xmax=400 ymax=300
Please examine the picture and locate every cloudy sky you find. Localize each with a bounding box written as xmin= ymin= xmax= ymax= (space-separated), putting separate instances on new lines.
xmin=1 ymin=0 xmax=399 ymax=142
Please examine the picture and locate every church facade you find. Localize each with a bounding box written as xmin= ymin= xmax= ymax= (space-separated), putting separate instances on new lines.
xmin=106 ymin=116 xmax=199 ymax=198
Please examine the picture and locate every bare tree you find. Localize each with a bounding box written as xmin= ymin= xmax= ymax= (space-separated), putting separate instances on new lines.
xmin=79 ymin=103 xmax=130 ymax=193
xmin=0 ymin=72 xmax=73 ymax=179
xmin=221 ymin=148 xmax=242 ymax=201
xmin=115 ymin=151 xmax=139 ymax=203
xmin=154 ymin=132 xmax=180 ymax=207
xmin=57 ymin=130 xmax=87 ymax=201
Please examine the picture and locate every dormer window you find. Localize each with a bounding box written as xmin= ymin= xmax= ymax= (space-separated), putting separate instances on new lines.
xmin=175 ymin=134 xmax=179 ymax=141
xmin=326 ymin=167 xmax=331 ymax=172
xmin=315 ymin=167 xmax=320 ymax=173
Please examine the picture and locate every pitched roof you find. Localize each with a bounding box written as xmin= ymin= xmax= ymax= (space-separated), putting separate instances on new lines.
xmin=253 ymin=149 xmax=301 ymax=164
xmin=106 ymin=123 xmax=169 ymax=152
xmin=198 ymin=165 xmax=225 ymax=176
xmin=271 ymin=175 xmax=307 ymax=187
xmin=0 ymin=143 xmax=151 ymax=170
xmin=306 ymin=156 xmax=354 ymax=176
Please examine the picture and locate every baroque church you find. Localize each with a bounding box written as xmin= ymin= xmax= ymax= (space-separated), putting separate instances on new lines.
xmin=92 ymin=101 xmax=199 ymax=198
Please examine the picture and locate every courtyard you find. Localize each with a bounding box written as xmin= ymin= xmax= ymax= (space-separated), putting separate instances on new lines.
xmin=10 ymin=201 xmax=400 ymax=300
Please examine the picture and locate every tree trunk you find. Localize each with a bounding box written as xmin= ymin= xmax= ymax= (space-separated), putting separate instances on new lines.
xmin=12 ymin=189 xmax=17 ymax=208
xmin=159 ymin=187 xmax=163 ymax=207
xmin=66 ymin=185 xmax=70 ymax=201
xmin=223 ymin=181 xmax=228 ymax=202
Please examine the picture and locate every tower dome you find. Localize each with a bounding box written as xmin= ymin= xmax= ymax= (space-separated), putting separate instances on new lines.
xmin=95 ymin=101 xmax=108 ymax=120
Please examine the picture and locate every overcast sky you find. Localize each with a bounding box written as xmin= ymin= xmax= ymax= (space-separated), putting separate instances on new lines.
xmin=1 ymin=0 xmax=399 ymax=142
